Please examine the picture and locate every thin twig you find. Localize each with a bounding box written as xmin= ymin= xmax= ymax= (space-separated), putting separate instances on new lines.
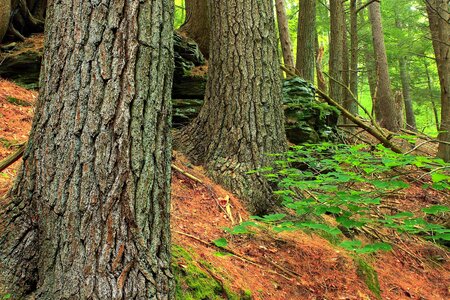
xmin=172 ymin=164 xmax=203 ymax=183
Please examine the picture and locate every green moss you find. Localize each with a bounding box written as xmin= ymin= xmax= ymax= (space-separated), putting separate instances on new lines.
xmin=6 ymin=96 xmax=32 ymax=107
xmin=172 ymin=245 xmax=247 ymax=300
xmin=355 ymin=257 xmax=381 ymax=299
xmin=0 ymin=138 xmax=19 ymax=149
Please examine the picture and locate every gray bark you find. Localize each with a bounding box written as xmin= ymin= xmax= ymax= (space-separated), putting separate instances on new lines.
xmin=0 ymin=0 xmax=174 ymax=298
xmin=368 ymin=1 xmax=401 ymax=131
xmin=296 ymin=0 xmax=316 ymax=82
xmin=426 ymin=0 xmax=450 ymax=162
xmin=176 ymin=0 xmax=287 ymax=215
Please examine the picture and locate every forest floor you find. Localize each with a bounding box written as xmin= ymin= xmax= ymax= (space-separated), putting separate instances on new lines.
xmin=0 ymin=79 xmax=449 ymax=299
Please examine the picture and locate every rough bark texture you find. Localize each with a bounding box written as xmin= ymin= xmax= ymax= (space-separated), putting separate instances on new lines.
xmin=426 ymin=0 xmax=450 ymax=162
xmin=179 ymin=0 xmax=210 ymax=58
xmin=275 ymin=0 xmax=295 ymax=74
xmin=0 ymin=0 xmax=11 ymax=42
xmin=176 ymin=0 xmax=287 ymax=215
xmin=329 ymin=0 xmax=345 ymax=104
xmin=0 ymin=0 xmax=174 ymax=298
xmin=368 ymin=1 xmax=400 ymax=131
xmin=296 ymin=0 xmax=316 ymax=82
xmin=399 ymin=57 xmax=417 ymax=131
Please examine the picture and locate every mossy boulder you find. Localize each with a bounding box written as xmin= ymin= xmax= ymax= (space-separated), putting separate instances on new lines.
xmin=282 ymin=77 xmax=338 ymax=144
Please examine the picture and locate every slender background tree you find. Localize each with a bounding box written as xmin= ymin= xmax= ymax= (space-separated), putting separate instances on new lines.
xmin=296 ymin=0 xmax=316 ymax=82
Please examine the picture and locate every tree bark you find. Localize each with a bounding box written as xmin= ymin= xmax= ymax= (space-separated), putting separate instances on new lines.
xmin=275 ymin=0 xmax=295 ymax=75
xmin=329 ymin=0 xmax=345 ymax=104
xmin=0 ymin=0 xmax=174 ymax=298
xmin=179 ymin=0 xmax=210 ymax=58
xmin=368 ymin=1 xmax=401 ymax=131
xmin=0 ymin=0 xmax=11 ymax=42
xmin=315 ymin=33 xmax=327 ymax=92
xmin=342 ymin=7 xmax=353 ymax=123
xmin=426 ymin=0 xmax=450 ymax=162
xmin=424 ymin=59 xmax=440 ymax=132
xmin=176 ymin=0 xmax=287 ymax=215
xmin=349 ymin=0 xmax=359 ymax=115
xmin=399 ymin=57 xmax=417 ymax=131
xmin=296 ymin=0 xmax=316 ymax=82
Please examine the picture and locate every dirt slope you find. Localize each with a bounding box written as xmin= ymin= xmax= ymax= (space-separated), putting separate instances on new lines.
xmin=0 ymin=79 xmax=449 ymax=299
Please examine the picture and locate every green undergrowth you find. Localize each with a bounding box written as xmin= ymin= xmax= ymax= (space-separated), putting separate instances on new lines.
xmin=223 ymin=143 xmax=449 ymax=255
xmin=172 ymin=244 xmax=251 ymax=300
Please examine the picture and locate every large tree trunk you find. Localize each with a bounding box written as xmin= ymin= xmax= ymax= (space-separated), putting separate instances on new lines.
xmin=399 ymin=57 xmax=417 ymax=131
xmin=275 ymin=0 xmax=295 ymax=74
xmin=426 ymin=0 xmax=450 ymax=162
xmin=329 ymin=0 xmax=345 ymax=104
xmin=179 ymin=0 xmax=210 ymax=58
xmin=176 ymin=0 xmax=287 ymax=215
xmin=368 ymin=1 xmax=401 ymax=131
xmin=0 ymin=0 xmax=174 ymax=298
xmin=296 ymin=0 xmax=316 ymax=82
xmin=0 ymin=0 xmax=11 ymax=43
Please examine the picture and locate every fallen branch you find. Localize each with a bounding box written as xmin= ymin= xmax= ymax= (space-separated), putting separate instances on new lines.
xmin=0 ymin=143 xmax=26 ymax=173
xmin=280 ymin=65 xmax=403 ymax=153
xmin=316 ymin=89 xmax=403 ymax=154
xmin=172 ymin=163 xmax=203 ymax=183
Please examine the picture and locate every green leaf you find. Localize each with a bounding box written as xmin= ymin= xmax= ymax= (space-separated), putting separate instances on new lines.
xmin=314 ymin=205 xmax=341 ymax=215
xmin=214 ymin=251 xmax=232 ymax=257
xmin=213 ymin=238 xmax=228 ymax=248
xmin=336 ymin=216 xmax=366 ymax=228
xmin=422 ymin=205 xmax=450 ymax=215
xmin=356 ymin=243 xmax=392 ymax=254
xmin=339 ymin=240 xmax=362 ymax=251
xmin=431 ymin=173 xmax=449 ymax=183
xmin=432 ymin=233 xmax=450 ymax=241
xmin=260 ymin=214 xmax=287 ymax=222
xmin=299 ymin=222 xmax=342 ymax=235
